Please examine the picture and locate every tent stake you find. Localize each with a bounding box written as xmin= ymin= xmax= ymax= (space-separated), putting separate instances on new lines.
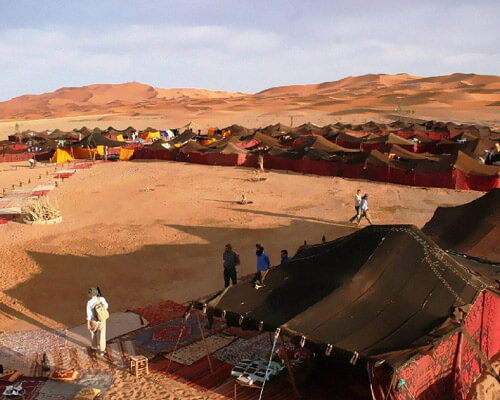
xmin=195 ymin=312 xmax=213 ymax=373
xmin=278 ymin=334 xmax=301 ymax=400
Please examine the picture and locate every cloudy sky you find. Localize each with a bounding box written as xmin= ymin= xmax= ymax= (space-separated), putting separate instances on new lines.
xmin=0 ymin=0 xmax=498 ymax=101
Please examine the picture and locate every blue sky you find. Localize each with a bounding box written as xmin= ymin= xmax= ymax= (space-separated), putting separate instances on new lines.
xmin=0 ymin=0 xmax=498 ymax=101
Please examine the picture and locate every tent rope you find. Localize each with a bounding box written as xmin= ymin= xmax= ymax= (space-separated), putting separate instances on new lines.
xmin=258 ymin=328 xmax=280 ymax=400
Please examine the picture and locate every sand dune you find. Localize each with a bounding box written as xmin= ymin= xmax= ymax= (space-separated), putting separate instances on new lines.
xmin=0 ymin=73 xmax=499 ymax=138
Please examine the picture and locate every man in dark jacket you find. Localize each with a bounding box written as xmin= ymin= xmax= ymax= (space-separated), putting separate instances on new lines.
xmin=223 ymin=243 xmax=240 ymax=288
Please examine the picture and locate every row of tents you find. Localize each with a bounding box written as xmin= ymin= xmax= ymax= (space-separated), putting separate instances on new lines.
xmin=193 ymin=190 xmax=500 ymax=400
xmin=3 ymin=120 xmax=499 ymax=191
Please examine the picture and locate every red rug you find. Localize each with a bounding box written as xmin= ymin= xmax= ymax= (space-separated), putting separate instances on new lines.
xmin=53 ymin=172 xmax=74 ymax=179
xmin=31 ymin=190 xmax=50 ymax=197
xmin=0 ymin=215 xmax=14 ymax=224
xmin=132 ymin=300 xmax=188 ymax=326
xmin=0 ymin=377 xmax=46 ymax=400
xmin=73 ymin=162 xmax=93 ymax=169
xmin=153 ymin=356 xmax=234 ymax=391
xmin=153 ymin=356 xmax=297 ymax=399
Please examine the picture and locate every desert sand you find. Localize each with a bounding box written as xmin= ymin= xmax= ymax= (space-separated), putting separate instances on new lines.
xmin=0 ymin=159 xmax=484 ymax=332
xmin=0 ymin=73 xmax=498 ymax=399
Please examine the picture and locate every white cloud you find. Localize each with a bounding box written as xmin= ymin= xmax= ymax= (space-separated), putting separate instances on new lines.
xmin=0 ymin=4 xmax=498 ymax=101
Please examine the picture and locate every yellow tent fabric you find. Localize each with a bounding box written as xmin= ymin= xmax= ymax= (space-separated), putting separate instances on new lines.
xmin=119 ymin=147 xmax=135 ymax=161
xmin=71 ymin=146 xmax=98 ymax=159
xmin=139 ymin=130 xmax=161 ymax=140
xmin=198 ymin=137 xmax=217 ymax=146
xmin=51 ymin=148 xmax=75 ymax=164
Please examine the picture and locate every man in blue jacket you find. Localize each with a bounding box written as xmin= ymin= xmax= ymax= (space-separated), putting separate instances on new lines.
xmin=254 ymin=243 xmax=270 ymax=288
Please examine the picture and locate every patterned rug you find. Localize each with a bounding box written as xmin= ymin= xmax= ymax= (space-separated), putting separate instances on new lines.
xmin=212 ymin=333 xmax=275 ymax=365
xmin=165 ymin=334 xmax=236 ymax=366
xmin=132 ymin=315 xmax=220 ymax=355
xmin=35 ymin=370 xmax=114 ymax=400
xmin=131 ymin=299 xmax=188 ymax=326
xmin=0 ymin=377 xmax=46 ymax=400
xmin=153 ymin=356 xmax=234 ymax=392
xmin=0 ymin=329 xmax=67 ymax=353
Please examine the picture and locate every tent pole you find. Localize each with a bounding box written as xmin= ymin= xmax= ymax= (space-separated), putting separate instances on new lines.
xmin=278 ymin=334 xmax=301 ymax=400
xmin=460 ymin=325 xmax=500 ymax=384
xmin=383 ymin=371 xmax=398 ymax=400
xmin=195 ymin=312 xmax=213 ymax=373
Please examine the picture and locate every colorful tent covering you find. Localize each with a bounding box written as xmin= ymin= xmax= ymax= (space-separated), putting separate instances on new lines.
xmin=194 ymin=225 xmax=499 ymax=400
xmin=139 ymin=130 xmax=161 ymax=140
xmin=119 ymin=147 xmax=135 ymax=161
xmin=51 ymin=148 xmax=74 ymax=164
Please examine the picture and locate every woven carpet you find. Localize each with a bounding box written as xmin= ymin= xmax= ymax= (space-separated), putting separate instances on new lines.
xmin=0 ymin=377 xmax=46 ymax=400
xmin=53 ymin=172 xmax=74 ymax=179
xmin=153 ymin=356 xmax=234 ymax=392
xmin=131 ymin=299 xmax=188 ymax=326
xmin=133 ymin=315 xmax=223 ymax=355
xmin=36 ymin=370 xmax=114 ymax=400
xmin=212 ymin=333 xmax=274 ymax=365
xmin=73 ymin=162 xmax=93 ymax=169
xmin=165 ymin=334 xmax=236 ymax=365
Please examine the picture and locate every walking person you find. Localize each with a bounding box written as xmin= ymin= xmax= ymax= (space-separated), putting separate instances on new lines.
xmin=223 ymin=243 xmax=240 ymax=288
xmin=86 ymin=287 xmax=109 ymax=356
xmin=254 ymin=244 xmax=271 ymax=288
xmin=349 ymin=189 xmax=362 ymax=223
xmin=356 ymin=194 xmax=373 ymax=225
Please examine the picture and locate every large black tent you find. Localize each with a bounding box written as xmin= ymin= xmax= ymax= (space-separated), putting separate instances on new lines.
xmin=195 ymin=225 xmax=499 ymax=399
xmin=70 ymin=131 xmax=124 ymax=148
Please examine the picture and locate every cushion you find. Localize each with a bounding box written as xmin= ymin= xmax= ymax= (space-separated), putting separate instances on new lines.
xmin=48 ymin=369 xmax=81 ymax=381
xmin=0 ymin=368 xmax=22 ymax=382
xmin=73 ymin=387 xmax=102 ymax=400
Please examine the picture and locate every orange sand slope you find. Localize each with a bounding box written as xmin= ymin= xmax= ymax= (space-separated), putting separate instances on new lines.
xmin=0 ymin=73 xmax=499 ymax=137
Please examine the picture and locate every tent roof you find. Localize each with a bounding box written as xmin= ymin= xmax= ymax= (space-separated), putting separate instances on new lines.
xmin=198 ymin=225 xmax=493 ymax=366
xmin=423 ymin=189 xmax=500 ymax=263
xmin=454 ymin=151 xmax=500 ymax=176
xmin=311 ymin=136 xmax=361 ymax=153
xmin=71 ymin=131 xmax=124 ymax=147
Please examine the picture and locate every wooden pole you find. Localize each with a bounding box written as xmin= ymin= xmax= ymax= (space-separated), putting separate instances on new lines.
xmin=195 ymin=312 xmax=213 ymax=373
xmin=278 ymin=334 xmax=301 ymax=400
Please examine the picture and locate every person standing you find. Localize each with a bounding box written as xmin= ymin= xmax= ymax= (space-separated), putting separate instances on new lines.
xmin=86 ymin=287 xmax=109 ymax=356
xmin=349 ymin=189 xmax=362 ymax=223
xmin=223 ymin=243 xmax=240 ymax=288
xmin=255 ymin=244 xmax=271 ymax=287
xmin=356 ymin=194 xmax=373 ymax=225
xmin=280 ymin=249 xmax=289 ymax=265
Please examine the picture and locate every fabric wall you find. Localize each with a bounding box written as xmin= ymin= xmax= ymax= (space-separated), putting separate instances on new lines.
xmin=370 ymin=291 xmax=499 ymax=400
xmin=452 ymin=169 xmax=500 ymax=191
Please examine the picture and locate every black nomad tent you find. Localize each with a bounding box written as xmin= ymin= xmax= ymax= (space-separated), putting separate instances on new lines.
xmin=194 ymin=225 xmax=500 ymax=400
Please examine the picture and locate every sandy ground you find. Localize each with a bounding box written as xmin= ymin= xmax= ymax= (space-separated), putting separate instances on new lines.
xmin=0 ymin=159 xmax=482 ymax=333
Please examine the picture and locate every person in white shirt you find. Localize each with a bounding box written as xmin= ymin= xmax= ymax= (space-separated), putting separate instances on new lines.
xmin=349 ymin=189 xmax=362 ymax=223
xmin=356 ymin=194 xmax=373 ymax=225
xmin=86 ymin=287 xmax=109 ymax=356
